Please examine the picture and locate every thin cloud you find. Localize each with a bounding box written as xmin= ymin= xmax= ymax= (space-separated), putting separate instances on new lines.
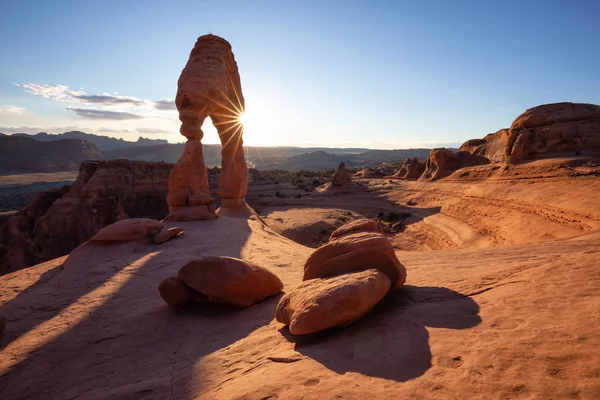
xmin=73 ymin=94 xmax=146 ymax=107
xmin=68 ymin=107 xmax=145 ymax=120
xmin=154 ymin=99 xmax=177 ymax=110
xmin=16 ymin=82 xmax=148 ymax=107
xmin=0 ymin=105 xmax=25 ymax=113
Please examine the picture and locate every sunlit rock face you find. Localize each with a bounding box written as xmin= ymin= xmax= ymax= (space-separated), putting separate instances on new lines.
xmin=505 ymin=102 xmax=600 ymax=164
xmin=393 ymin=157 xmax=426 ymax=180
xmin=167 ymin=34 xmax=248 ymax=218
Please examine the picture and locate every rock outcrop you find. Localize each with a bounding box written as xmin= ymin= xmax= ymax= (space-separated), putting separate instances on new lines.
xmin=177 ymin=256 xmax=283 ymax=307
xmin=90 ymin=218 xmax=164 ymax=242
xmin=419 ymin=149 xmax=489 ymax=181
xmin=331 ymin=162 xmax=352 ymax=186
xmin=505 ymin=102 xmax=600 ymax=164
xmin=0 ymin=160 xmax=171 ymax=275
xmin=459 ymin=103 xmax=600 ymax=165
xmin=275 ymin=269 xmax=391 ymax=335
xmin=459 ymin=129 xmax=509 ymax=163
xmin=167 ymin=34 xmax=248 ymax=219
xmin=393 ymin=157 xmax=426 ymax=180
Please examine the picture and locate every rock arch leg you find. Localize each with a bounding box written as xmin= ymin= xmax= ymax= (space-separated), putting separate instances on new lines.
xmin=211 ymin=113 xmax=248 ymax=208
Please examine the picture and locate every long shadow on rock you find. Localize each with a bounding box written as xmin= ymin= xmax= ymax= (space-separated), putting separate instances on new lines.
xmin=0 ymin=217 xmax=267 ymax=400
xmin=282 ymin=285 xmax=481 ymax=382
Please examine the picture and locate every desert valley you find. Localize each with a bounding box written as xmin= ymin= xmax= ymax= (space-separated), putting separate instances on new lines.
xmin=1 ymin=2 xmax=600 ymax=399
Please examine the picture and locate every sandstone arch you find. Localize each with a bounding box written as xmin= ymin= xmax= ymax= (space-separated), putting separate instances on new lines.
xmin=167 ymin=35 xmax=248 ymax=219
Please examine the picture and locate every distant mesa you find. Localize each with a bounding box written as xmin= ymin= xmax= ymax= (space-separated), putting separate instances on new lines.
xmin=13 ymin=131 xmax=168 ymax=151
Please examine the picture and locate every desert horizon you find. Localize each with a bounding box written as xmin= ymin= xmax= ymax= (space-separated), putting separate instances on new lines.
xmin=1 ymin=1 xmax=599 ymax=399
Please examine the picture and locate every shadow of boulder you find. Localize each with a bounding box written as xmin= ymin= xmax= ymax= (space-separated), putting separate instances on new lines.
xmin=280 ymin=285 xmax=480 ymax=382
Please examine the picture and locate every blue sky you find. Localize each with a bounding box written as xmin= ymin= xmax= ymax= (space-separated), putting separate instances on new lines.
xmin=0 ymin=0 xmax=599 ymax=148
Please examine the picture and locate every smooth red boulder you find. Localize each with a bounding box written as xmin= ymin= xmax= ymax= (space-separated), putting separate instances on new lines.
xmin=178 ymin=256 xmax=283 ymax=307
xmin=276 ymin=269 xmax=391 ymax=335
xmin=90 ymin=218 xmax=163 ymax=242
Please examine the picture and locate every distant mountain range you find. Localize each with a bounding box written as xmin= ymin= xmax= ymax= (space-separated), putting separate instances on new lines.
xmin=0 ymin=130 xmax=444 ymax=174
xmin=12 ymin=131 xmax=168 ymax=151
xmin=0 ymin=135 xmax=104 ymax=174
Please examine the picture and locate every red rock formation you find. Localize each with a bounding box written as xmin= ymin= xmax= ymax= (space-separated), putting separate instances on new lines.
xmin=167 ymin=34 xmax=248 ymax=218
xmin=393 ymin=157 xmax=426 ymax=180
xmin=178 ymin=256 xmax=283 ymax=307
xmin=304 ymin=218 xmax=406 ymax=288
xmin=90 ymin=218 xmax=163 ymax=242
xmin=331 ymin=162 xmax=352 ymax=186
xmin=419 ymin=148 xmax=489 ymax=181
xmin=275 ymin=269 xmax=391 ymax=335
xmin=460 ymin=103 xmax=600 ymax=165
xmin=505 ymin=102 xmax=600 ymax=163
xmin=459 ymin=129 xmax=509 ymax=163
xmin=0 ymin=160 xmax=171 ymax=275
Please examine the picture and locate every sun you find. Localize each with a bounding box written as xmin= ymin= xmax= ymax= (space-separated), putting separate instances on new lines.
xmin=237 ymin=111 xmax=249 ymax=126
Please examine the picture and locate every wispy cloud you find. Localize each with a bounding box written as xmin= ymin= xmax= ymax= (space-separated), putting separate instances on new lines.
xmin=154 ymin=99 xmax=176 ymax=110
xmin=0 ymin=105 xmax=25 ymax=113
xmin=16 ymin=82 xmax=148 ymax=107
xmin=68 ymin=107 xmax=145 ymax=120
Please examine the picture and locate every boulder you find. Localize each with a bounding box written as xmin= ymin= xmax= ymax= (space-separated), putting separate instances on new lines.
xmin=90 ymin=218 xmax=163 ymax=242
xmin=158 ymin=276 xmax=206 ymax=307
xmin=178 ymin=256 xmax=283 ymax=307
xmin=154 ymin=227 xmax=184 ymax=244
xmin=276 ymin=269 xmax=391 ymax=335
xmin=304 ymin=230 xmax=406 ymax=288
xmin=329 ymin=218 xmax=383 ymax=240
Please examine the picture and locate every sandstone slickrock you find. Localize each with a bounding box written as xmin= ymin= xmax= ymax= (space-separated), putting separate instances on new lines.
xmin=393 ymin=157 xmax=426 ymax=180
xmin=331 ymin=162 xmax=352 ymax=186
xmin=329 ymin=218 xmax=383 ymax=240
xmin=158 ymin=276 xmax=206 ymax=307
xmin=178 ymin=256 xmax=283 ymax=307
xmin=0 ymin=160 xmax=171 ymax=275
xmin=505 ymin=102 xmax=600 ymax=164
xmin=276 ymin=269 xmax=391 ymax=335
xmin=90 ymin=218 xmax=163 ymax=242
xmin=166 ymin=34 xmax=248 ymax=218
xmin=419 ymin=148 xmax=489 ymax=181
xmin=154 ymin=227 xmax=184 ymax=244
